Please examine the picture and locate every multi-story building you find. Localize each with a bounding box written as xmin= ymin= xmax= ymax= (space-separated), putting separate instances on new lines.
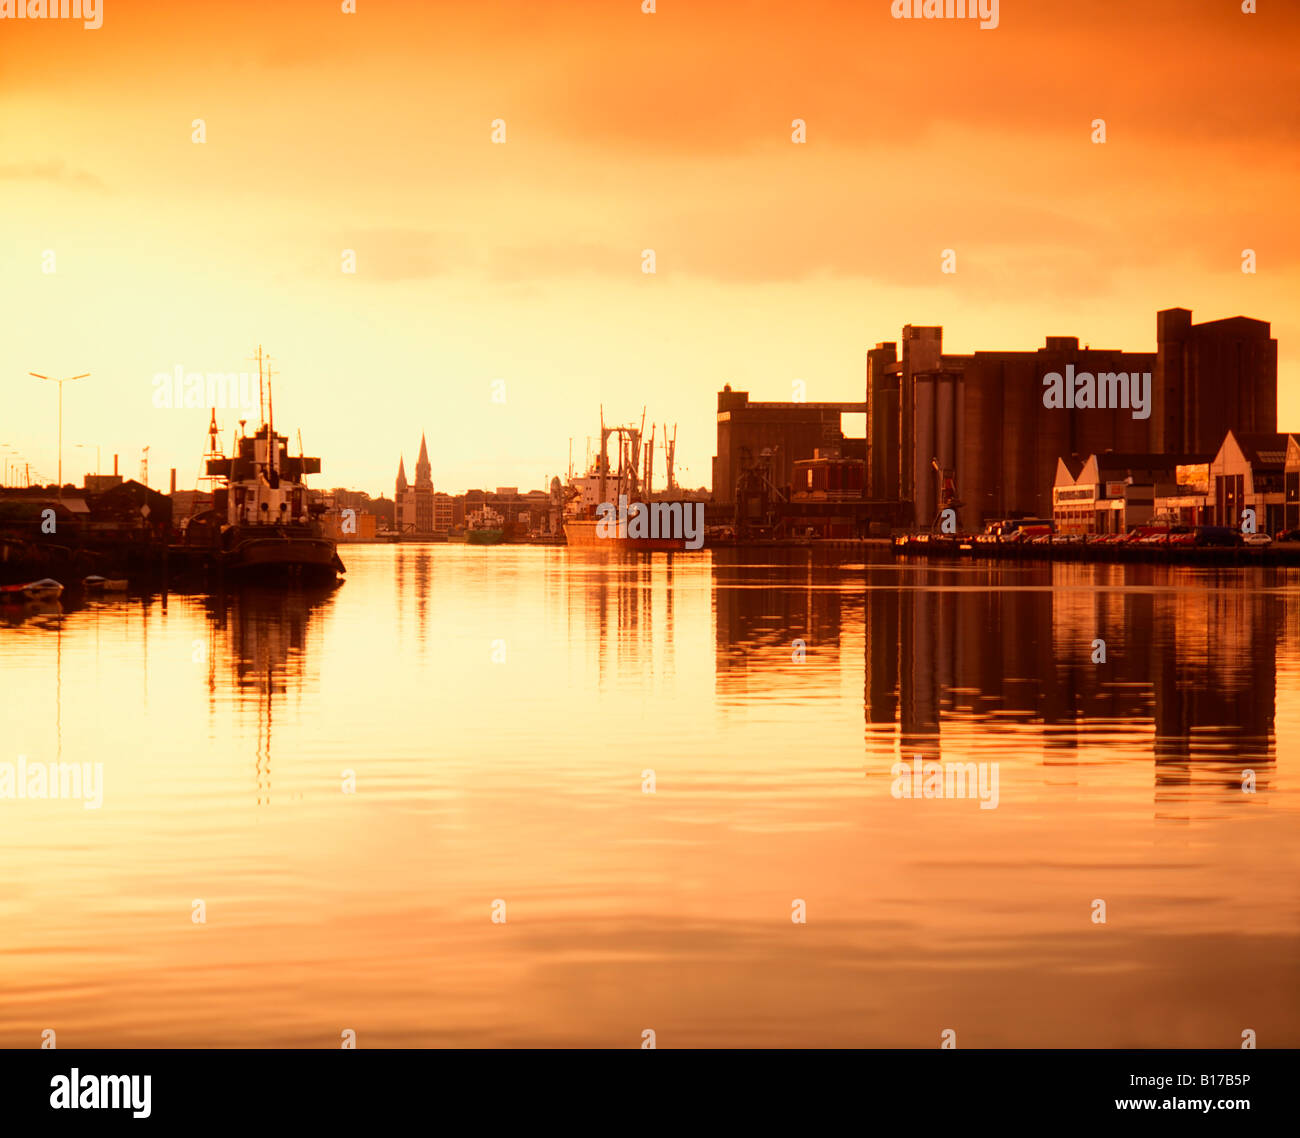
xmin=394 ymin=434 xmax=438 ymax=535
xmin=868 ymin=308 xmax=1277 ymax=530
xmin=712 ymin=385 xmax=866 ymax=507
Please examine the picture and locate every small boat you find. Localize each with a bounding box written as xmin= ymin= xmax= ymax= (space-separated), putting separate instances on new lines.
xmin=466 ymin=507 xmax=506 ymax=545
xmin=20 ymin=578 xmax=63 ymax=601
xmin=83 ymin=575 xmax=129 ymax=592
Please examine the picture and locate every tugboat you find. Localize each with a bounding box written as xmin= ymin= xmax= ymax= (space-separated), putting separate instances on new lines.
xmin=465 ymin=505 xmax=505 ymax=545
xmin=186 ymin=349 xmax=345 ymax=583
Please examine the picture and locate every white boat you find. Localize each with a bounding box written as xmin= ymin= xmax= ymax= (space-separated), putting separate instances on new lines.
xmin=22 ymin=578 xmax=63 ymax=601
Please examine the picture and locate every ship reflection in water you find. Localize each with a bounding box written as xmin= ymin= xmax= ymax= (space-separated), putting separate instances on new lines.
xmin=0 ymin=547 xmax=1296 ymax=1047
xmin=198 ymin=585 xmax=342 ymax=804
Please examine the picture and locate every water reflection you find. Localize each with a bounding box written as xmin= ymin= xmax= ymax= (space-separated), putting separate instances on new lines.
xmin=1 ymin=546 xmax=1295 ymax=1047
xmin=711 ymin=550 xmax=1281 ymax=813
xmin=200 ymin=584 xmax=340 ymax=803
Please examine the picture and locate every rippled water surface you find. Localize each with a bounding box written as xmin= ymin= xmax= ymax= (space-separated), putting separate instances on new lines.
xmin=1 ymin=546 xmax=1297 ymax=1047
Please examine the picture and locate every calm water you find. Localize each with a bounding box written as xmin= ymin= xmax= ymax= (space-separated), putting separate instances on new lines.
xmin=1 ymin=546 xmax=1297 ymax=1048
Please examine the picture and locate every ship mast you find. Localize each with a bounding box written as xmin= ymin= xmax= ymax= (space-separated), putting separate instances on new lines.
xmin=265 ymin=355 xmax=277 ymax=478
xmin=598 ymin=406 xmax=607 ymax=505
xmin=249 ymin=345 xmax=266 ymax=426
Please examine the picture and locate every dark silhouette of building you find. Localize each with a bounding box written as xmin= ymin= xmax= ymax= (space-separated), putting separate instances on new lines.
xmin=868 ymin=309 xmax=1277 ymax=530
xmin=712 ymin=385 xmax=865 ymax=508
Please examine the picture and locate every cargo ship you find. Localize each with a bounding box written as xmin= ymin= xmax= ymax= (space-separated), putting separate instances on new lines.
xmin=182 ymin=349 xmax=345 ymax=583
xmin=562 ymin=411 xmax=696 ymax=550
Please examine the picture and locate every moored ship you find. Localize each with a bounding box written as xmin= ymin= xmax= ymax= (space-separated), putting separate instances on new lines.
xmin=562 ymin=411 xmax=698 ymax=551
xmin=183 ymin=350 xmax=345 ymax=583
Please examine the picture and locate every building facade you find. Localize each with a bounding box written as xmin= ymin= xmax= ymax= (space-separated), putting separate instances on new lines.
xmin=712 ymin=385 xmax=866 ymax=507
xmin=1052 ymin=453 xmax=1206 ymax=535
xmin=1052 ymin=431 xmax=1295 ymax=536
xmin=869 ymin=308 xmax=1277 ymax=530
xmin=394 ymin=434 xmax=444 ymax=535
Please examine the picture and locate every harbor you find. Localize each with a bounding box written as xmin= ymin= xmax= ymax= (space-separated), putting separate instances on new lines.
xmin=2 ymin=0 xmax=1298 ymax=1100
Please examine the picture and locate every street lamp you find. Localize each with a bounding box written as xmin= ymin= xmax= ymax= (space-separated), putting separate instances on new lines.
xmin=29 ymin=371 xmax=89 ymax=497
xmin=0 ymin=445 xmax=23 ymax=488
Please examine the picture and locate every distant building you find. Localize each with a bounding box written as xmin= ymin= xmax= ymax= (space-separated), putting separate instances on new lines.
xmin=1055 ymin=431 xmax=1295 ymax=535
xmin=433 ymin=492 xmax=453 ymax=533
xmin=1207 ymin=431 xmax=1292 ymax=533
xmin=786 ymin=448 xmax=867 ymax=538
xmin=394 ymin=434 xmax=438 ymax=535
xmin=712 ymin=385 xmax=866 ymax=507
xmin=169 ymin=489 xmax=213 ymax=522
xmin=462 ymin=487 xmax=553 ymax=537
xmin=1052 ymin=452 xmax=1207 ymax=535
xmin=869 ymin=308 xmax=1278 ymax=530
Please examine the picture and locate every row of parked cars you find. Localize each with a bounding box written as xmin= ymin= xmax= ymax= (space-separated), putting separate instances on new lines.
xmin=900 ymin=521 xmax=1300 ymax=550
xmin=984 ymin=524 xmax=1282 ymax=548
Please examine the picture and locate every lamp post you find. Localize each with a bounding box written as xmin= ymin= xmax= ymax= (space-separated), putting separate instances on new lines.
xmin=0 ymin=445 xmax=23 ymax=489
xmin=29 ymin=371 xmax=89 ymax=497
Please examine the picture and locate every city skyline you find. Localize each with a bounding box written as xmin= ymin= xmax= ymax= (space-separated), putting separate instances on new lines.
xmin=3 ymin=0 xmax=1298 ymax=497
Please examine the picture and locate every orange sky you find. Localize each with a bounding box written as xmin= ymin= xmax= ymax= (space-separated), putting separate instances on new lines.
xmin=2 ymin=0 xmax=1297 ymax=496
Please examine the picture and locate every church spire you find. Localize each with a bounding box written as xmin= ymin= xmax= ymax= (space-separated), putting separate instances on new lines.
xmin=415 ymin=433 xmax=432 ymax=489
xmin=396 ymin=455 xmax=408 ymax=494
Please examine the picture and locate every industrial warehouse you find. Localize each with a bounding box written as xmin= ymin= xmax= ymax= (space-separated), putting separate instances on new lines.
xmin=712 ymin=306 xmax=1279 ymax=542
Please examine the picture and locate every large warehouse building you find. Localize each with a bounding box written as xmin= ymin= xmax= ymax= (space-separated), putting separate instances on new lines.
xmin=866 ymin=308 xmax=1277 ymax=530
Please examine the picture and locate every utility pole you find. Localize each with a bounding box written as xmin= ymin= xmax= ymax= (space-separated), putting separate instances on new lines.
xmin=29 ymin=371 xmax=89 ymax=497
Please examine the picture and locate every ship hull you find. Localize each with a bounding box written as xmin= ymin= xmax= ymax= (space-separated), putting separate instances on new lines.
xmin=222 ymin=534 xmax=344 ymax=582
xmin=466 ymin=529 xmax=504 ymax=545
xmin=564 ymin=519 xmax=687 ymax=551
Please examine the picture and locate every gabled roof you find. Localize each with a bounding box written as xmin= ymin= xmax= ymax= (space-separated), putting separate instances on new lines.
xmin=1233 ymin=432 xmax=1292 ymax=470
xmin=1053 ymin=456 xmax=1086 ymax=485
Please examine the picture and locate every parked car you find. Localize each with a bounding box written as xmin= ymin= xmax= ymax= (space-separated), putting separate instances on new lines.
xmin=1194 ymin=526 xmax=1242 ymax=547
xmin=1244 ymin=532 xmax=1273 ymax=547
